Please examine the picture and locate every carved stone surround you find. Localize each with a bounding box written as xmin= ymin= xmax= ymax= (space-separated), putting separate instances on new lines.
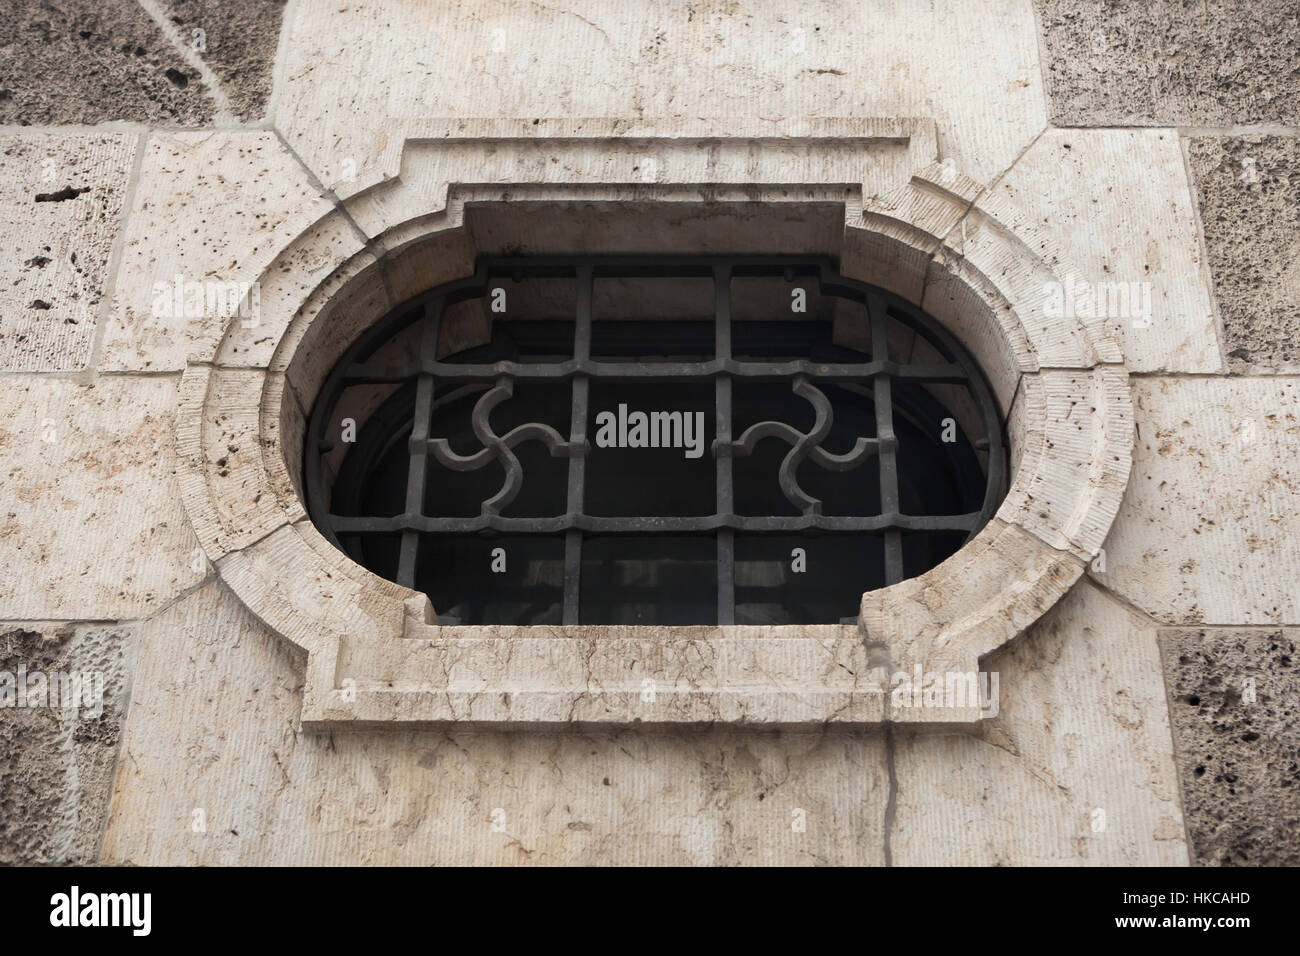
xmin=174 ymin=118 xmax=1133 ymax=728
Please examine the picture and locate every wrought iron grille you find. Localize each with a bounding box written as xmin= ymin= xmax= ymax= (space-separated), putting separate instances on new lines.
xmin=305 ymin=256 xmax=1006 ymax=626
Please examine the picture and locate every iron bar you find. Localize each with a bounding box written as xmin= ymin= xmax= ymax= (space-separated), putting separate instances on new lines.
xmin=563 ymin=266 xmax=593 ymax=624
xmin=396 ymin=299 xmax=441 ymax=587
xmin=714 ymin=264 xmax=735 ymax=626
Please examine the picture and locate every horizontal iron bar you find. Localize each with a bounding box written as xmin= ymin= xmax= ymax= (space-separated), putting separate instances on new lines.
xmin=327 ymin=511 xmax=981 ymax=535
xmin=343 ymin=357 xmax=969 ymax=385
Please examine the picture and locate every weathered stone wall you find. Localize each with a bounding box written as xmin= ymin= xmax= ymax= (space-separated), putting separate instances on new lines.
xmin=0 ymin=0 xmax=1296 ymax=865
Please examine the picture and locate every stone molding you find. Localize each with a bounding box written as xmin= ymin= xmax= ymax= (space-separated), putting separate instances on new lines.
xmin=174 ymin=122 xmax=1133 ymax=728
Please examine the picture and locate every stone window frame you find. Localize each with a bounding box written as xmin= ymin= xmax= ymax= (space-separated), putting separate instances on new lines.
xmin=175 ymin=122 xmax=1133 ymax=728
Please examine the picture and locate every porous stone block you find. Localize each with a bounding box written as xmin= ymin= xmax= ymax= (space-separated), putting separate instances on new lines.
xmin=1158 ymin=627 xmax=1300 ymax=866
xmin=1187 ymin=136 xmax=1300 ymax=372
xmin=0 ymin=0 xmax=216 ymax=125
xmin=1037 ymin=0 xmax=1300 ymax=126
xmin=0 ymin=622 xmax=136 ymax=864
xmin=149 ymin=0 xmax=288 ymax=120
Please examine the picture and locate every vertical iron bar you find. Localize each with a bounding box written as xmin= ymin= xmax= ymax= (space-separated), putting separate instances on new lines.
xmin=562 ymin=265 xmax=593 ymax=624
xmin=397 ymin=298 xmax=443 ymax=588
xmin=714 ymin=265 xmax=735 ymax=625
xmin=869 ymin=293 xmax=904 ymax=585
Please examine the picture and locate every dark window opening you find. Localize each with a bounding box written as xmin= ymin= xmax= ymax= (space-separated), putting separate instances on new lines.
xmin=307 ymin=256 xmax=1007 ymax=626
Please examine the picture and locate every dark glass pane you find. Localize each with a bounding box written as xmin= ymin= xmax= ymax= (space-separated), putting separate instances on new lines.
xmin=734 ymin=534 xmax=884 ymax=625
xmin=585 ymin=380 xmax=715 ymax=517
xmin=580 ymin=536 xmax=715 ymax=624
xmin=418 ymin=534 xmax=563 ymax=625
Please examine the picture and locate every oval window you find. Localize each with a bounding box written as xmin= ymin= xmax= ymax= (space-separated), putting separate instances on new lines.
xmin=305 ymin=257 xmax=1006 ymax=626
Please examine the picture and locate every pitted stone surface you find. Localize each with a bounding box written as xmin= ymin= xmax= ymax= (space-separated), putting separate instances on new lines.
xmin=0 ymin=622 xmax=136 ymax=865
xmin=1158 ymin=627 xmax=1300 ymax=866
xmin=1037 ymin=0 xmax=1300 ymax=126
xmin=149 ymin=0 xmax=288 ymax=121
xmin=101 ymin=131 xmax=335 ymax=371
xmin=1096 ymin=377 xmax=1300 ymax=626
xmin=0 ymin=376 xmax=204 ymax=620
xmin=994 ymin=129 xmax=1221 ymax=373
xmin=0 ymin=133 xmax=137 ymax=371
xmin=1188 ymin=136 xmax=1300 ymax=372
xmin=0 ymin=0 xmax=215 ymax=125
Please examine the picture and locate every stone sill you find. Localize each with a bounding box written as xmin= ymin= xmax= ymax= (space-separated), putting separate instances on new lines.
xmin=301 ymin=624 xmax=988 ymax=728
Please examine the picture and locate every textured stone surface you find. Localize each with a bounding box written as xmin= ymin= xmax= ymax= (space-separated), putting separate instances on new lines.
xmin=0 ymin=0 xmax=215 ymax=125
xmin=0 ymin=622 xmax=136 ymax=864
xmin=327 ymin=623 xmax=891 ymax=727
xmin=0 ymin=376 xmax=204 ymax=620
xmin=0 ymin=133 xmax=137 ymax=371
xmin=893 ymin=581 xmax=1188 ymax=865
xmin=0 ymin=0 xmax=284 ymax=125
xmin=102 ymin=579 xmax=1189 ymax=865
xmin=104 ymin=582 xmax=891 ymax=865
xmin=1097 ymin=377 xmax=1300 ymax=625
xmin=1188 ymin=136 xmax=1300 ymax=372
xmin=1159 ymin=627 xmax=1300 ymax=866
xmin=343 ymin=119 xmax=933 ymax=242
xmin=101 ymin=131 xmax=335 ymax=371
xmin=996 ymin=367 xmax=1133 ymax=562
xmin=995 ymin=128 xmax=1221 ymax=373
xmin=276 ymin=0 xmax=1047 ymax=196
xmin=151 ymin=0 xmax=288 ymax=120
xmin=1037 ymin=0 xmax=1300 ymax=126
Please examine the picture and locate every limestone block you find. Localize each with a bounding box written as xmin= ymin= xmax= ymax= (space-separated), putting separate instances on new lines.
xmin=104 ymin=581 xmax=891 ymax=865
xmin=891 ymin=581 xmax=1188 ymax=865
xmin=995 ymin=129 xmax=1222 ymax=373
xmin=859 ymin=520 xmax=1085 ymax=675
xmin=275 ymin=0 xmax=1046 ymax=197
xmin=998 ymin=367 xmax=1134 ymax=562
xmin=0 ymin=376 xmax=203 ymax=619
xmin=1096 ymin=378 xmax=1300 ymax=625
xmin=0 ymin=133 xmax=136 ymax=371
xmin=343 ymin=118 xmax=931 ymax=242
xmin=215 ymin=210 xmax=370 ymax=369
xmin=273 ymin=249 xmax=393 ymax=406
xmin=314 ymin=625 xmax=888 ymax=727
xmin=215 ymin=520 xmax=414 ymax=667
xmin=848 ymin=162 xmax=984 ymax=305
xmin=920 ymin=248 xmax=1036 ymax=413
xmin=945 ymin=186 xmax=1124 ymax=368
xmin=101 ymin=131 xmax=335 ymax=371
xmin=175 ymin=366 xmax=296 ymax=562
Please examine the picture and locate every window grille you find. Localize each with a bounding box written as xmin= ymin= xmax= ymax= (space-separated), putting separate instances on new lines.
xmin=305 ymin=256 xmax=1006 ymax=625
